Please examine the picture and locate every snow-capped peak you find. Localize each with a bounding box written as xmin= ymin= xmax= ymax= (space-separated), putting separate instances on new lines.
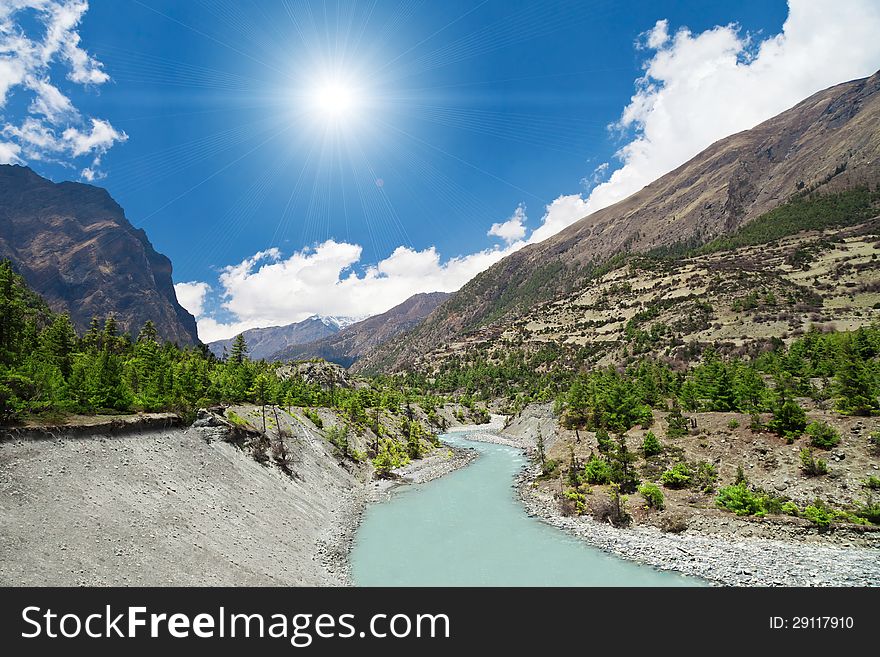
xmin=309 ymin=314 xmax=367 ymax=330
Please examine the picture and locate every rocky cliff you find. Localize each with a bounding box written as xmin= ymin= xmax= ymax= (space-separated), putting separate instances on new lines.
xmin=0 ymin=165 xmax=199 ymax=344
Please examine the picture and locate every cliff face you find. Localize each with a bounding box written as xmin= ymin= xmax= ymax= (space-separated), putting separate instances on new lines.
xmin=0 ymin=165 xmax=199 ymax=344
xmin=366 ymin=70 xmax=880 ymax=371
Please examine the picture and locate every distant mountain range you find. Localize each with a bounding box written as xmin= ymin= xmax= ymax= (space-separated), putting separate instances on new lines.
xmin=206 ymin=315 xmax=363 ymax=360
xmin=207 ymin=292 xmax=449 ymax=365
xmin=0 ymin=165 xmax=199 ymax=345
xmin=361 ymin=70 xmax=880 ymax=373
xmin=273 ymin=292 xmax=450 ymax=367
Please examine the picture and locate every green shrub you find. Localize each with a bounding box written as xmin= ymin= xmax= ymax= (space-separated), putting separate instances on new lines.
xmin=372 ymin=438 xmax=410 ymax=478
xmin=800 ymin=448 xmax=828 ymax=476
xmin=863 ymin=475 xmax=880 ymax=490
xmin=802 ymin=502 xmax=834 ymax=530
xmin=595 ymin=427 xmax=613 ymax=454
xmin=641 ymin=431 xmax=662 ymax=457
xmin=767 ymin=397 xmax=807 ymax=441
xmin=638 ymin=483 xmax=665 ymax=510
xmin=562 ymin=487 xmax=587 ymax=515
xmin=716 ymin=483 xmax=765 ymax=516
xmin=660 ymin=462 xmax=692 ymax=489
xmin=583 ymin=456 xmax=612 ymax=484
xmin=806 ymin=421 xmax=840 ymax=449
xmin=538 ymin=458 xmax=559 ymax=479
xmin=226 ymin=410 xmax=248 ymax=427
xmin=727 ymin=419 xmax=740 ymax=429
xmin=869 ymin=431 xmax=880 ymax=454
xmin=693 ymin=461 xmax=718 ymax=493
xmin=781 ymin=501 xmax=799 ymax=516
xmin=665 ymin=403 xmax=689 ymax=438
xmin=302 ymin=408 xmax=323 ymax=429
xmin=856 ymin=495 xmax=880 ymax=525
xmin=326 ymin=424 xmax=350 ymax=459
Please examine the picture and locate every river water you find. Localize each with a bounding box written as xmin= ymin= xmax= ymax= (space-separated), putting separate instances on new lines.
xmin=351 ymin=431 xmax=701 ymax=586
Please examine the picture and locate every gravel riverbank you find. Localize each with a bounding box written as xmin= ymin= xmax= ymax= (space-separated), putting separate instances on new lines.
xmin=456 ymin=423 xmax=880 ymax=586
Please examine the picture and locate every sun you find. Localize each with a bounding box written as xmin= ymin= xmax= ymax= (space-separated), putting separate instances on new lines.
xmin=307 ymin=79 xmax=363 ymax=123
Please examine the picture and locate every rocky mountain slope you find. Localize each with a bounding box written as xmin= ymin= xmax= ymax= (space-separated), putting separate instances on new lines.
xmin=0 ymin=165 xmax=199 ymax=345
xmin=276 ymin=292 xmax=450 ymax=367
xmin=365 ymin=71 xmax=880 ymax=372
xmin=207 ymin=315 xmax=341 ymax=360
xmin=417 ymin=212 xmax=880 ymax=371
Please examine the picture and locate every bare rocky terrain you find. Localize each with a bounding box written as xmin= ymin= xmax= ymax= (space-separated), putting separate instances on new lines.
xmin=426 ymin=219 xmax=880 ymax=369
xmin=0 ymin=403 xmax=481 ymax=586
xmin=0 ymin=415 xmax=360 ymax=586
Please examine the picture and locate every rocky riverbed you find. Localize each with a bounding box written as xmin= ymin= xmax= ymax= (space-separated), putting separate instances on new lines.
xmin=516 ymin=466 xmax=880 ymax=586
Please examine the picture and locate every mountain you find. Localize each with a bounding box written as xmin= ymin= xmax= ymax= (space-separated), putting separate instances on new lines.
xmin=207 ymin=316 xmax=342 ymax=360
xmin=317 ymin=315 xmax=367 ymax=331
xmin=0 ymin=165 xmax=199 ymax=345
xmin=273 ymin=292 xmax=450 ymax=367
xmin=364 ymin=71 xmax=880 ymax=372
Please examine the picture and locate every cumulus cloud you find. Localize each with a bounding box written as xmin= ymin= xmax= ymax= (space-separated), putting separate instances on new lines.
xmin=194 ymin=0 xmax=880 ymax=342
xmin=174 ymin=281 xmax=212 ymax=319
xmin=522 ymin=0 xmax=880 ymax=243
xmin=0 ymin=1 xmax=126 ymax=176
xmin=194 ymin=240 xmax=522 ymax=342
xmin=488 ymin=204 xmax=527 ymax=245
xmin=527 ymin=194 xmax=590 ymax=245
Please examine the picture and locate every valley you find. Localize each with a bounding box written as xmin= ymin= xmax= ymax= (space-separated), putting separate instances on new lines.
xmin=2 ymin=69 xmax=880 ymax=589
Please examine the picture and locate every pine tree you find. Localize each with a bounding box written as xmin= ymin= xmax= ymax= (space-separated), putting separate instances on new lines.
xmin=768 ymin=390 xmax=807 ymax=439
xmin=608 ymin=435 xmax=640 ymax=493
xmin=138 ymin=320 xmax=158 ymax=343
xmin=41 ymin=314 xmax=76 ymax=379
xmin=666 ymin=401 xmax=689 ymax=438
xmin=535 ymin=429 xmax=546 ymax=470
xmin=248 ymin=372 xmax=272 ymax=434
xmin=0 ymin=260 xmax=27 ymax=366
xmin=229 ymin=333 xmax=248 ymax=365
xmin=102 ymin=316 xmax=119 ymax=353
xmin=835 ymin=340 xmax=879 ymax=416
xmin=733 ymin=366 xmax=766 ymax=412
xmin=83 ymin=316 xmax=102 ymax=352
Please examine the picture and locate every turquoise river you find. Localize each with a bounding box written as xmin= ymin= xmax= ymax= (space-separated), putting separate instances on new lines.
xmin=351 ymin=431 xmax=703 ymax=586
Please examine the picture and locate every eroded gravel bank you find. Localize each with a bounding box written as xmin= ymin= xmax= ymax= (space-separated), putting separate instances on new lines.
xmin=457 ymin=419 xmax=880 ymax=587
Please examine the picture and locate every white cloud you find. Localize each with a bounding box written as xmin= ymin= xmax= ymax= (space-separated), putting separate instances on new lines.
xmin=194 ymin=0 xmax=880 ymax=343
xmin=488 ymin=204 xmax=527 ymax=245
xmin=0 ymin=140 xmax=22 ymax=163
xmin=63 ymin=119 xmax=127 ymax=157
xmin=0 ymin=1 xmax=125 ymax=176
xmin=195 ymin=239 xmax=522 ymax=342
xmin=523 ymin=0 xmax=880 ymax=243
xmin=643 ymin=18 xmax=669 ymax=50
xmin=174 ymin=281 xmax=212 ymax=319
xmin=527 ymin=194 xmax=590 ymax=245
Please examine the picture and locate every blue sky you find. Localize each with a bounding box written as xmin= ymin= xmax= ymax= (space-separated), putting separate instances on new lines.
xmin=3 ymin=1 xmax=880 ymax=341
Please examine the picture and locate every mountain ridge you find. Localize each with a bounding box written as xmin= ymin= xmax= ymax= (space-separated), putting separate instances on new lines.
xmin=207 ymin=316 xmax=342 ymax=360
xmin=360 ymin=70 xmax=880 ymax=373
xmin=272 ymin=291 xmax=450 ymax=367
xmin=0 ymin=164 xmax=199 ymax=345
